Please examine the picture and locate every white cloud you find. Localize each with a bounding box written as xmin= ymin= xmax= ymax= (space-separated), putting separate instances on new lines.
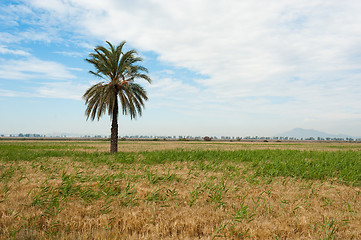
xmin=0 ymin=81 xmax=89 ymax=101
xmin=0 ymin=45 xmax=87 ymax=100
xmin=28 ymin=1 xmax=361 ymax=82
xmin=0 ymin=89 xmax=28 ymax=97
xmin=0 ymin=32 xmax=19 ymax=43
xmin=149 ymin=77 xmax=199 ymax=98
xmin=36 ymin=81 xmax=89 ymax=100
xmin=3 ymin=0 xmax=361 ymax=135
xmin=0 ymin=56 xmax=76 ymax=80
xmin=74 ymin=0 xmax=360 ymax=134
xmin=0 ymin=46 xmax=30 ymax=56
xmin=1 ymin=1 xmax=82 ymax=44
xmin=54 ymin=51 xmax=84 ymax=57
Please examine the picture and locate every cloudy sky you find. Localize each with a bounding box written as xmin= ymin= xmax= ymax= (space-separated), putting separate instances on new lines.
xmin=1 ymin=0 xmax=361 ymax=137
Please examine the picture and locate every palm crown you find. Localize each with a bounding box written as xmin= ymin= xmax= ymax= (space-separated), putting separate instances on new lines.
xmin=83 ymin=41 xmax=151 ymax=153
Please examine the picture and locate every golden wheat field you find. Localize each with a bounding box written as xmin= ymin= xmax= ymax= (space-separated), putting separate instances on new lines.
xmin=1 ymin=140 xmax=361 ymax=239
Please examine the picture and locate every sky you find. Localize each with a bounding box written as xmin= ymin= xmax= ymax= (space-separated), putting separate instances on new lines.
xmin=1 ymin=0 xmax=361 ymax=137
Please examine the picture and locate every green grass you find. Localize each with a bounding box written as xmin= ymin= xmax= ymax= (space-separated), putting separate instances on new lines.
xmin=1 ymin=142 xmax=361 ymax=186
xmin=1 ymin=141 xmax=361 ymax=239
xmin=135 ymin=149 xmax=361 ymax=185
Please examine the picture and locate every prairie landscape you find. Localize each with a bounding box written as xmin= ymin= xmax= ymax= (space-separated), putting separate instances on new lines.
xmin=1 ymin=140 xmax=361 ymax=239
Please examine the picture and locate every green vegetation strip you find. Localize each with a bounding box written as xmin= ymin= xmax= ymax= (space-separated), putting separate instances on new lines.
xmin=1 ymin=142 xmax=361 ymax=185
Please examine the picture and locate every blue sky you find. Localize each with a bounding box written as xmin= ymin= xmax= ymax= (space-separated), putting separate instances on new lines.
xmin=1 ymin=0 xmax=361 ymax=137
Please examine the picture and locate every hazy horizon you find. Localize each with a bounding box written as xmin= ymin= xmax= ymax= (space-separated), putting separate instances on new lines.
xmin=1 ymin=1 xmax=361 ymax=137
xmin=1 ymin=127 xmax=360 ymax=140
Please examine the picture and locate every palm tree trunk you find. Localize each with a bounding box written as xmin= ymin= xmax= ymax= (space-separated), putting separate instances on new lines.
xmin=110 ymin=98 xmax=118 ymax=154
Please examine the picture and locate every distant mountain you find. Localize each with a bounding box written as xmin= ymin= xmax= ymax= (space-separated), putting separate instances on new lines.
xmin=277 ymin=128 xmax=356 ymax=139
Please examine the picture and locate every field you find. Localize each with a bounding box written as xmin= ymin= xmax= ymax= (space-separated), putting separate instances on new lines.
xmin=1 ymin=140 xmax=361 ymax=239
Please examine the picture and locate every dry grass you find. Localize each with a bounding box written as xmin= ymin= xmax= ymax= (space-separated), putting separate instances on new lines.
xmin=1 ymin=141 xmax=361 ymax=239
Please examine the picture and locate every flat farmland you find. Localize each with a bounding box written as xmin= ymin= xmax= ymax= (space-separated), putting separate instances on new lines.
xmin=1 ymin=140 xmax=361 ymax=239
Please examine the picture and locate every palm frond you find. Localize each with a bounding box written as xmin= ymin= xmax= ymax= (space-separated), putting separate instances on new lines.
xmin=84 ymin=41 xmax=151 ymax=122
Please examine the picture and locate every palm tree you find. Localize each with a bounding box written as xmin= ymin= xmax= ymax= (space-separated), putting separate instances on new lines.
xmin=83 ymin=41 xmax=151 ymax=154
